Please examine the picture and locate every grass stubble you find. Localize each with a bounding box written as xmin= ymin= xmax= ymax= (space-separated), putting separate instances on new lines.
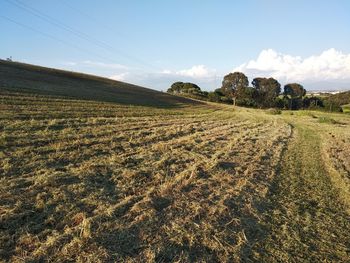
xmin=0 ymin=89 xmax=349 ymax=262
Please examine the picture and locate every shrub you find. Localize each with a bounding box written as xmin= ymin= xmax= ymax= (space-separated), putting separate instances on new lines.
xmin=266 ymin=108 xmax=282 ymax=115
xmin=318 ymin=116 xmax=339 ymax=124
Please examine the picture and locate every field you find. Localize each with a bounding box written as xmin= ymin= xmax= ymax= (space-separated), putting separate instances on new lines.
xmin=343 ymin=104 xmax=350 ymax=113
xmin=1 ymin=61 xmax=350 ymax=262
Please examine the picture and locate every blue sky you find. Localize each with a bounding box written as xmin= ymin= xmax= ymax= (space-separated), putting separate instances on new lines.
xmin=1 ymin=0 xmax=350 ymax=91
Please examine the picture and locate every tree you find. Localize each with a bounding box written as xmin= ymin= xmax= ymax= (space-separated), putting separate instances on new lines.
xmin=167 ymin=82 xmax=184 ymax=94
xmin=284 ymin=83 xmax=306 ymax=98
xmin=284 ymin=83 xmax=306 ymax=109
xmin=221 ymin=72 xmax=249 ymax=105
xmin=235 ymin=86 xmax=258 ymax=107
xmin=252 ymin=77 xmax=281 ymax=107
xmin=214 ymin=88 xmax=225 ymax=97
xmin=208 ymin=91 xmax=221 ymax=102
xmin=303 ymin=96 xmax=324 ymax=109
xmin=167 ymin=82 xmax=201 ymax=94
xmin=206 ymin=89 xmax=230 ymax=103
xmin=182 ymin=82 xmax=201 ymax=94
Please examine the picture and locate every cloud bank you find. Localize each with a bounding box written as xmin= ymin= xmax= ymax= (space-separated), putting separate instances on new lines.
xmin=107 ymin=65 xmax=219 ymax=91
xmin=175 ymin=65 xmax=216 ymax=78
xmin=234 ymin=48 xmax=350 ymax=90
xmin=111 ymin=65 xmax=218 ymax=91
xmin=60 ymin=49 xmax=350 ymax=91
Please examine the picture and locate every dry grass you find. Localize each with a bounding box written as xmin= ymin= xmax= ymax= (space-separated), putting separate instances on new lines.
xmin=1 ymin=63 xmax=350 ymax=262
xmin=0 ymin=90 xmax=294 ymax=262
xmin=249 ymin=117 xmax=350 ymax=261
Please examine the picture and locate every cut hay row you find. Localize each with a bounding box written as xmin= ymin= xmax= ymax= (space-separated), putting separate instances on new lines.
xmin=0 ymin=90 xmax=293 ymax=261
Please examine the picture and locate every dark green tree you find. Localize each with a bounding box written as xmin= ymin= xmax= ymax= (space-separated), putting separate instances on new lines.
xmin=208 ymin=91 xmax=221 ymax=102
xmin=167 ymin=82 xmax=201 ymax=94
xmin=182 ymin=82 xmax=201 ymax=94
xmin=303 ymin=96 xmax=324 ymax=109
xmin=221 ymin=72 xmax=249 ymax=105
xmin=284 ymin=83 xmax=306 ymax=98
xmin=205 ymin=88 xmax=232 ymax=104
xmin=167 ymin=82 xmax=184 ymax=93
xmin=284 ymin=83 xmax=306 ymax=109
xmin=252 ymin=77 xmax=281 ymax=108
xmin=236 ymin=86 xmax=258 ymax=107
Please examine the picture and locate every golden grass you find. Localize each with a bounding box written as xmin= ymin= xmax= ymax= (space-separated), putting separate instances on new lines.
xmin=0 ymin=90 xmax=295 ymax=262
xmin=1 ymin=61 xmax=350 ymax=261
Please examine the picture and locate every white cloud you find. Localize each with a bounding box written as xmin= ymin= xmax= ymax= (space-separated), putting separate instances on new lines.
xmin=109 ymin=72 xmax=129 ymax=81
xmin=112 ymin=65 xmax=219 ymax=91
xmin=161 ymin=69 xmax=172 ymax=74
xmin=175 ymin=65 xmax=216 ymax=78
xmin=234 ymin=48 xmax=350 ymax=85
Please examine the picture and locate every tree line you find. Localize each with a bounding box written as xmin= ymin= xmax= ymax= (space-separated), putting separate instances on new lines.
xmin=167 ymin=72 xmax=344 ymax=112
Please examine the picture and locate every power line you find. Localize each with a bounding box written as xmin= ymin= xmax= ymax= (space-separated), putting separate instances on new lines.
xmin=4 ymin=0 xmax=160 ymax=70
xmin=58 ymin=1 xmax=160 ymax=71
xmin=0 ymin=15 xmax=129 ymax=65
xmin=5 ymin=0 xmax=113 ymax=51
xmin=60 ymin=0 xmax=128 ymax=39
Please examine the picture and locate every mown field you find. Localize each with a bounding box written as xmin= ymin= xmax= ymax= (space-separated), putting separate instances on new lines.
xmin=1 ymin=61 xmax=350 ymax=262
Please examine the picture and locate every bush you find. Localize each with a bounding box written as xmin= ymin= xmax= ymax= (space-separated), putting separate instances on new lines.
xmin=266 ymin=108 xmax=282 ymax=115
xmin=208 ymin=91 xmax=221 ymax=102
xmin=220 ymin=96 xmax=233 ymax=104
xmin=318 ymin=116 xmax=339 ymax=124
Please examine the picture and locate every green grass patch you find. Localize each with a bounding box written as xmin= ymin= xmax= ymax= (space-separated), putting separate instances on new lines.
xmin=342 ymin=104 xmax=350 ymax=113
xmin=318 ymin=116 xmax=339 ymax=124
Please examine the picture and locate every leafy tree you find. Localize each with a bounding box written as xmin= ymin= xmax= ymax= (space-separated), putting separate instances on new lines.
xmin=236 ymin=86 xmax=258 ymax=107
xmin=303 ymin=96 xmax=324 ymax=109
xmin=252 ymin=77 xmax=281 ymax=107
xmin=208 ymin=91 xmax=221 ymax=102
xmin=167 ymin=82 xmax=201 ymax=94
xmin=207 ymin=89 xmax=231 ymax=103
xmin=284 ymin=83 xmax=306 ymax=98
xmin=182 ymin=83 xmax=201 ymax=94
xmin=284 ymin=83 xmax=306 ymax=109
xmin=275 ymin=97 xmax=291 ymax=109
xmin=214 ymin=88 xmax=225 ymax=97
xmin=323 ymin=99 xmax=344 ymax=112
xmin=167 ymin=82 xmax=184 ymax=93
xmin=323 ymin=91 xmax=350 ymax=111
xmin=221 ymin=72 xmax=249 ymax=105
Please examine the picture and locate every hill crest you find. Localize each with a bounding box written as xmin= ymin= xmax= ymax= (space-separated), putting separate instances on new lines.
xmin=0 ymin=59 xmax=201 ymax=107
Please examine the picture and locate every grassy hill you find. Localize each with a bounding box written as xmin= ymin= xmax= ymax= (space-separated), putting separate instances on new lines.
xmin=0 ymin=59 xmax=201 ymax=107
xmin=1 ymin=61 xmax=350 ymax=262
xmin=324 ymin=90 xmax=350 ymax=112
xmin=328 ymin=91 xmax=350 ymax=104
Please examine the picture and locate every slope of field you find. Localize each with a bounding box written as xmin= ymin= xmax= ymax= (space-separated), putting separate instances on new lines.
xmin=328 ymin=90 xmax=350 ymax=105
xmin=1 ymin=62 xmax=350 ymax=262
xmin=0 ymin=91 xmax=291 ymax=262
xmin=249 ymin=116 xmax=350 ymax=261
xmin=0 ymin=59 xmax=201 ymax=107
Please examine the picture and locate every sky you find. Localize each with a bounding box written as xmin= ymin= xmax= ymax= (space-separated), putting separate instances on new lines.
xmin=1 ymin=0 xmax=350 ymax=91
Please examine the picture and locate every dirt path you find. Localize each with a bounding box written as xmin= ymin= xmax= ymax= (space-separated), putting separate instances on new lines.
xmin=250 ymin=124 xmax=350 ymax=262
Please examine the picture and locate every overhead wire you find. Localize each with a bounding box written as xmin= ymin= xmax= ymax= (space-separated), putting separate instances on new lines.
xmin=3 ymin=0 xmax=160 ymax=71
xmin=59 ymin=0 xmax=128 ymax=39
xmin=0 ymin=14 xmax=129 ymax=66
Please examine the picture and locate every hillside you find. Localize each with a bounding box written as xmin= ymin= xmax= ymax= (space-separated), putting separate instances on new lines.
xmin=327 ymin=90 xmax=350 ymax=106
xmin=1 ymin=62 xmax=350 ymax=262
xmin=0 ymin=59 xmax=201 ymax=107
